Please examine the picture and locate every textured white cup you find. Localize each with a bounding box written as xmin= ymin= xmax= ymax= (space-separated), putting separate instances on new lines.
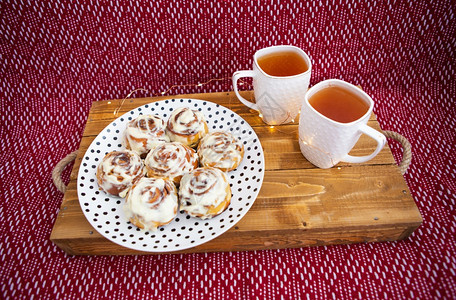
xmin=232 ymin=45 xmax=312 ymax=125
xmin=298 ymin=79 xmax=386 ymax=169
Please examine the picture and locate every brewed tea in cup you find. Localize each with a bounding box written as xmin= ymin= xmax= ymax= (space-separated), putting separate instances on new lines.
xmin=298 ymin=79 xmax=386 ymax=169
xmin=256 ymin=50 xmax=309 ymax=77
xmin=233 ymin=45 xmax=312 ymax=125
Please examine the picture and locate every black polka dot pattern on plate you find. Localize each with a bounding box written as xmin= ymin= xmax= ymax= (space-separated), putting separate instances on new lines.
xmin=77 ymin=99 xmax=265 ymax=252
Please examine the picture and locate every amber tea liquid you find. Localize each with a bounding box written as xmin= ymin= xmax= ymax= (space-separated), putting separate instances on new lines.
xmin=257 ymin=50 xmax=309 ymax=77
xmin=309 ymin=86 xmax=370 ymax=123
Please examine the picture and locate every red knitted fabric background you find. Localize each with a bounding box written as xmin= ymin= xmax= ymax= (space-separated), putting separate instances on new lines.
xmin=1 ymin=1 xmax=455 ymax=298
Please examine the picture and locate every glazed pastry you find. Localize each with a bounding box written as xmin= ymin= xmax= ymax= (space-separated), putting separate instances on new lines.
xmin=198 ymin=131 xmax=245 ymax=172
xmin=96 ymin=150 xmax=144 ymax=197
xmin=124 ymin=114 xmax=170 ymax=158
xmin=179 ymin=167 xmax=231 ymax=219
xmin=166 ymin=107 xmax=208 ymax=147
xmin=144 ymin=142 xmax=198 ymax=185
xmin=124 ymin=177 xmax=178 ymax=231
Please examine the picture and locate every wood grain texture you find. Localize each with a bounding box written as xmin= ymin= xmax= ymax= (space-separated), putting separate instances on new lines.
xmin=51 ymin=91 xmax=422 ymax=255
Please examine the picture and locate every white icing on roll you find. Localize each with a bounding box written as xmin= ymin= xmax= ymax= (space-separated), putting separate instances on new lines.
xmin=178 ymin=108 xmax=196 ymax=123
xmin=144 ymin=142 xmax=198 ymax=184
xmin=96 ymin=150 xmax=144 ymax=197
xmin=179 ymin=167 xmax=231 ymax=219
xmin=166 ymin=107 xmax=208 ymax=147
xmin=198 ymin=131 xmax=244 ymax=171
xmin=124 ymin=177 xmax=178 ymax=231
xmin=124 ymin=115 xmax=170 ymax=157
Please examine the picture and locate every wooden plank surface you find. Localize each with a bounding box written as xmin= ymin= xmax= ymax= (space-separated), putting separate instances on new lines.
xmin=50 ymin=91 xmax=422 ymax=255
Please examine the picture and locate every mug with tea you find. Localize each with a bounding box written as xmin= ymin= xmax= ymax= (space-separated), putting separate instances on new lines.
xmin=232 ymin=45 xmax=312 ymax=125
xmin=298 ymin=79 xmax=386 ymax=169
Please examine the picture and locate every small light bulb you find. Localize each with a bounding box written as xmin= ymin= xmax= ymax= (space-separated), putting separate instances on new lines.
xmin=291 ymin=119 xmax=295 ymax=123
xmin=270 ymin=126 xmax=274 ymax=129
xmin=197 ymin=83 xmax=203 ymax=86
xmin=259 ymin=114 xmax=263 ymax=118
xmin=161 ymin=91 xmax=166 ymax=95
xmin=107 ymin=101 xmax=111 ymax=104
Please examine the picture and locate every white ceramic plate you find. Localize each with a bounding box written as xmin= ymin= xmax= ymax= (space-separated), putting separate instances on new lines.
xmin=77 ymin=98 xmax=265 ymax=252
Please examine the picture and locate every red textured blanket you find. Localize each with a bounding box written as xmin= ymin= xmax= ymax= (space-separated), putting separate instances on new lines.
xmin=1 ymin=1 xmax=454 ymax=298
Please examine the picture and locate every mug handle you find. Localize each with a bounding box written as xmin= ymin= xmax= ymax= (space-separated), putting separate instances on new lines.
xmin=341 ymin=124 xmax=386 ymax=164
xmin=232 ymin=70 xmax=258 ymax=111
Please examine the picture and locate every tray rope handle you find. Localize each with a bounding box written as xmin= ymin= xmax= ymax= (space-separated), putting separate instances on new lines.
xmin=382 ymin=130 xmax=412 ymax=175
xmin=52 ymin=150 xmax=79 ymax=193
xmin=51 ymin=131 xmax=412 ymax=193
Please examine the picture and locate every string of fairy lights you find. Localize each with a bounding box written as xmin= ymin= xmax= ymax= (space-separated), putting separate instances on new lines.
xmin=113 ymin=76 xmax=300 ymax=129
xmin=113 ymin=76 xmax=250 ymax=116
xmin=110 ymin=76 xmax=341 ymax=163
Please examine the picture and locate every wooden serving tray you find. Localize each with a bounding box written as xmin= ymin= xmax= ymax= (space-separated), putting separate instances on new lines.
xmin=50 ymin=91 xmax=422 ymax=255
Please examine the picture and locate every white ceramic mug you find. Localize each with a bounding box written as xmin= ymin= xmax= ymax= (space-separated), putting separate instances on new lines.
xmin=232 ymin=45 xmax=312 ymax=125
xmin=298 ymin=79 xmax=386 ymax=169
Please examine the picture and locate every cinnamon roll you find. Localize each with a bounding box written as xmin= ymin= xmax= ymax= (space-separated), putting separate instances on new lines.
xmin=124 ymin=177 xmax=178 ymax=231
xmin=179 ymin=167 xmax=231 ymax=219
xmin=96 ymin=150 xmax=144 ymax=197
xmin=124 ymin=114 xmax=170 ymax=158
xmin=166 ymin=107 xmax=208 ymax=147
xmin=144 ymin=142 xmax=198 ymax=185
xmin=198 ymin=131 xmax=245 ymax=172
